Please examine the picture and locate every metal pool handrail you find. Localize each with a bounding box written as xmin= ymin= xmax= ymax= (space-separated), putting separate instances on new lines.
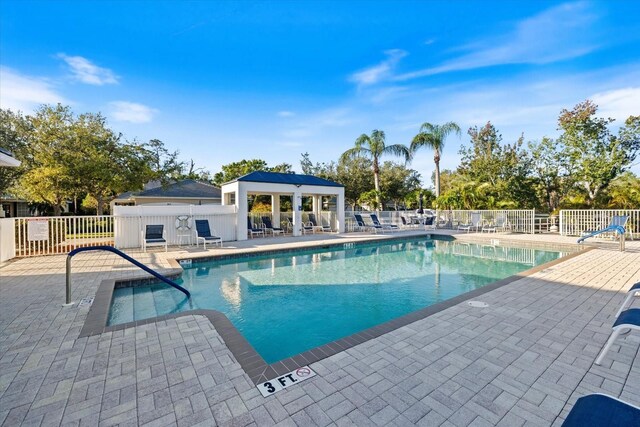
xmin=64 ymin=245 xmax=190 ymax=306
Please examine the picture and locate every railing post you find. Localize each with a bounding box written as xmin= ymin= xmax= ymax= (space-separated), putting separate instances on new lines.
xmin=531 ymin=209 xmax=535 ymax=234
xmin=64 ymin=254 xmax=74 ymax=307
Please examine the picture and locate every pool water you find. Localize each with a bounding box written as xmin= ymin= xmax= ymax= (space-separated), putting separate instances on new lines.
xmin=108 ymin=238 xmax=567 ymax=363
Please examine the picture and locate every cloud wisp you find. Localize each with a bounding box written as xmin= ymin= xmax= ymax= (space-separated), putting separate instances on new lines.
xmin=108 ymin=101 xmax=158 ymax=123
xmin=349 ymin=49 xmax=407 ymax=86
xmin=396 ymin=2 xmax=598 ymax=81
xmin=0 ymin=66 xmax=69 ymax=112
xmin=58 ymin=53 xmax=119 ymax=85
xmin=591 ymin=87 xmax=640 ymax=123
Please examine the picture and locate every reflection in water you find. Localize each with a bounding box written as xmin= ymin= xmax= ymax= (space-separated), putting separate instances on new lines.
xmin=220 ymin=277 xmax=242 ymax=309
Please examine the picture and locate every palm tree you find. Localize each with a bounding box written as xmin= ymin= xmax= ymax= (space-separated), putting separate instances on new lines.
xmin=410 ymin=122 xmax=461 ymax=197
xmin=340 ymin=130 xmax=411 ymax=209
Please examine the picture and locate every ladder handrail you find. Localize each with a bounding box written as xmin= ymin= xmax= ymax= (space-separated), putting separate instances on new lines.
xmin=64 ymin=245 xmax=190 ymax=306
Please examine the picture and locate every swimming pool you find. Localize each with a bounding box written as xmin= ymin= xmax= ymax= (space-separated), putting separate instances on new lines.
xmin=108 ymin=238 xmax=568 ymax=363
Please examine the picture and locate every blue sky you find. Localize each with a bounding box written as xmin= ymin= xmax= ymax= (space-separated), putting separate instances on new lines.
xmin=2 ymin=0 xmax=639 ymax=182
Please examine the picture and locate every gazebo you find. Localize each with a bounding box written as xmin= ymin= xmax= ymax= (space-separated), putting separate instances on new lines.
xmin=221 ymin=171 xmax=345 ymax=240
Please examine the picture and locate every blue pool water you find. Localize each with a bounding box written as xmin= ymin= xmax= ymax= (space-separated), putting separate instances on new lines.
xmin=108 ymin=238 xmax=567 ymax=363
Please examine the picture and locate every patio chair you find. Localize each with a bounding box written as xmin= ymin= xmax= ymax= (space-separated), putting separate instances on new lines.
xmin=400 ymin=216 xmax=415 ymax=229
xmin=423 ymin=215 xmax=436 ymax=231
xmin=594 ymin=307 xmax=640 ymax=365
xmin=354 ymin=214 xmax=384 ymax=233
xmin=247 ymin=218 xmax=265 ymax=238
xmin=308 ymin=213 xmax=332 ymax=233
xmin=195 ymin=219 xmax=223 ymax=249
xmin=261 ymin=216 xmax=284 ymax=236
xmin=370 ymin=214 xmax=399 ymax=231
xmin=286 ymin=217 xmax=314 ymax=234
xmin=615 ymin=281 xmax=640 ymax=318
xmin=141 ymin=224 xmax=167 ymax=252
xmin=561 ymin=393 xmax=640 ymax=426
xmin=458 ymin=212 xmax=482 ymax=233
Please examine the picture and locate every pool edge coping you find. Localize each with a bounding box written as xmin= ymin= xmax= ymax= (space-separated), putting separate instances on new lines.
xmin=80 ymin=237 xmax=593 ymax=385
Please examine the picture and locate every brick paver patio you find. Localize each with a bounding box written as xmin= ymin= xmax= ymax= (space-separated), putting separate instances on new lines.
xmin=1 ymin=232 xmax=639 ymax=426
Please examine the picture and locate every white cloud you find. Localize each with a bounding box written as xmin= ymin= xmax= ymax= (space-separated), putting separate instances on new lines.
xmin=396 ymin=2 xmax=598 ymax=80
xmin=0 ymin=66 xmax=69 ymax=112
xmin=349 ymin=49 xmax=407 ymax=86
xmin=109 ymin=101 xmax=158 ymax=123
xmin=57 ymin=53 xmax=119 ymax=85
xmin=591 ymin=87 xmax=640 ymax=123
xmin=277 ymin=111 xmax=295 ymax=117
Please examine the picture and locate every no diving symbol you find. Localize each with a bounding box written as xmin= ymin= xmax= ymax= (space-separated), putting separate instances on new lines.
xmin=296 ymin=367 xmax=311 ymax=377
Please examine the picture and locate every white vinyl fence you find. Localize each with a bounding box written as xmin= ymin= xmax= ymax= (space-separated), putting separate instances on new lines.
xmin=13 ymin=215 xmax=114 ymax=257
xmin=348 ymin=209 xmax=537 ymax=234
xmin=560 ymin=209 xmax=640 ymax=238
xmin=113 ymin=205 xmax=237 ymax=249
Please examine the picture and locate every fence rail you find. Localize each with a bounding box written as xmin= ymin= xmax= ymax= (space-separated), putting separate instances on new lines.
xmin=559 ymin=209 xmax=640 ymax=238
xmin=14 ymin=215 xmax=115 ymax=257
xmin=347 ymin=209 xmax=537 ymax=234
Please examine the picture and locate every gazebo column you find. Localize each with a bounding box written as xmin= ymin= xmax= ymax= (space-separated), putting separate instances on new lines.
xmin=337 ymin=190 xmax=345 ymax=233
xmin=236 ymin=184 xmax=249 ymax=241
xmin=312 ymin=195 xmax=320 ymax=216
xmin=293 ymin=191 xmax=303 ymax=237
xmin=272 ymin=195 xmax=281 ymax=228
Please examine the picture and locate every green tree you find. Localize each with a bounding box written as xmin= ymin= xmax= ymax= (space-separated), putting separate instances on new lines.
xmin=17 ymin=104 xmax=77 ymax=216
xmin=410 ymin=121 xmax=461 ymax=197
xmin=340 ymin=129 xmax=411 ymax=208
xmin=528 ymin=137 xmax=568 ymax=212
xmin=143 ymin=138 xmax=184 ymax=184
xmin=335 ymin=156 xmax=373 ymax=210
xmin=458 ymin=123 xmax=537 ymax=208
xmin=379 ymin=161 xmax=421 ymax=209
xmin=213 ymin=159 xmax=293 ymax=187
xmin=0 ymin=109 xmax=29 ymax=197
xmin=604 ymin=172 xmax=640 ymax=209
xmin=558 ymin=100 xmax=640 ymax=205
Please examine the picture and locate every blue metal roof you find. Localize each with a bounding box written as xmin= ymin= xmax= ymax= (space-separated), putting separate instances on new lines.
xmin=233 ymin=171 xmax=343 ymax=187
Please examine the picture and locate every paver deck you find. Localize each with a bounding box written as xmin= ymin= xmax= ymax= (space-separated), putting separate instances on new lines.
xmin=1 ymin=231 xmax=639 ymax=426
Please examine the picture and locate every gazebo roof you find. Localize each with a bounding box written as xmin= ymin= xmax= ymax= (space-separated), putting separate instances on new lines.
xmin=231 ymin=171 xmax=343 ymax=187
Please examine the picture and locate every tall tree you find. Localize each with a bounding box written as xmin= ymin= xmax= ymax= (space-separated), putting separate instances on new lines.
xmin=340 ymin=130 xmax=411 ymax=208
xmin=379 ymin=161 xmax=421 ymax=210
xmin=410 ymin=121 xmax=460 ymax=197
xmin=212 ymin=159 xmax=293 ymax=187
xmin=0 ymin=109 xmax=29 ymax=197
xmin=458 ymin=123 xmax=537 ymax=209
xmin=18 ymin=104 xmax=77 ymax=216
xmin=558 ymin=100 xmax=640 ymax=205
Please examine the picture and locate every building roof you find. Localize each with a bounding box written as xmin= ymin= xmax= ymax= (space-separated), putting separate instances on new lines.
xmin=114 ymin=180 xmax=221 ymax=200
xmin=231 ymin=171 xmax=343 ymax=187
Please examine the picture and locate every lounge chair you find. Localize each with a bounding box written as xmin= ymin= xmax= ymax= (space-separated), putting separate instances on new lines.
xmin=458 ymin=212 xmax=482 ymax=233
xmin=400 ymin=216 xmax=415 ymax=229
xmin=247 ymin=218 xmax=264 ymax=238
xmin=286 ymin=217 xmax=314 ymax=234
xmin=354 ymin=214 xmax=384 ymax=233
xmin=195 ymin=219 xmax=223 ymax=249
xmin=423 ymin=215 xmax=436 ymax=231
xmin=261 ymin=216 xmax=284 ymax=236
xmin=594 ymin=307 xmax=640 ymax=365
xmin=561 ymin=393 xmax=640 ymax=426
xmin=142 ymin=224 xmax=167 ymax=252
xmin=616 ymin=281 xmax=640 ymax=317
xmin=370 ymin=214 xmax=398 ymax=231
xmin=308 ymin=213 xmax=332 ymax=233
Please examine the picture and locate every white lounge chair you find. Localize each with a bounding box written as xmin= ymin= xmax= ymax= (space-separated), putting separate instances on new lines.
xmin=458 ymin=212 xmax=482 ymax=233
